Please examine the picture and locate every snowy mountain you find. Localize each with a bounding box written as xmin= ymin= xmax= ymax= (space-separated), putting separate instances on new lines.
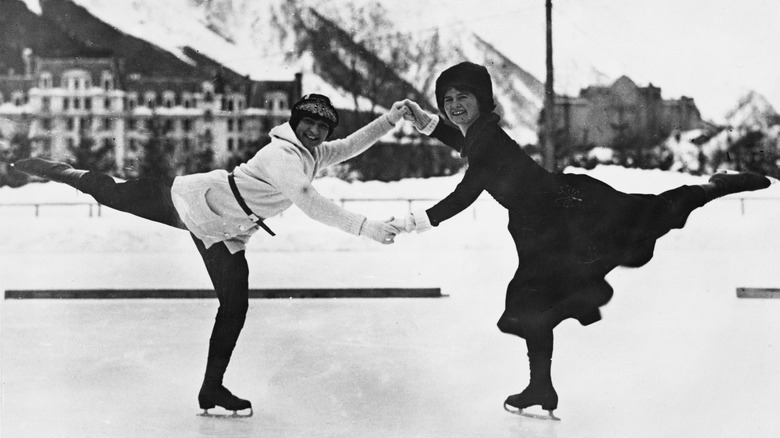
xmin=724 ymin=90 xmax=780 ymax=132
xmin=20 ymin=0 xmax=543 ymax=144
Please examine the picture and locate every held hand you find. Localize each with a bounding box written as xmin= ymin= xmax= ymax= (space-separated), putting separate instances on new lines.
xmin=389 ymin=216 xmax=410 ymax=233
xmin=389 ymin=213 xmax=415 ymax=233
xmin=386 ymin=101 xmax=411 ymax=125
xmin=402 ymin=99 xmax=432 ymax=131
xmin=360 ymin=218 xmax=400 ymax=244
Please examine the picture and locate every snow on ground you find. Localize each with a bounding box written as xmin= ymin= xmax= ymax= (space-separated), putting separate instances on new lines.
xmin=2 ymin=166 xmax=780 ymax=437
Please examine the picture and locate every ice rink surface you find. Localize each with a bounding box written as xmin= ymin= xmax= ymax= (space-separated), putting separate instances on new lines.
xmin=3 ymin=244 xmax=780 ymax=437
xmin=3 ymin=170 xmax=780 ymax=437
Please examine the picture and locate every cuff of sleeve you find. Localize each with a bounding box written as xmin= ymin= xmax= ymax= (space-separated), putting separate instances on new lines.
xmin=418 ymin=115 xmax=439 ymax=136
xmin=351 ymin=215 xmax=368 ymax=236
xmin=411 ymin=209 xmax=433 ymax=233
xmin=384 ymin=113 xmax=396 ymax=128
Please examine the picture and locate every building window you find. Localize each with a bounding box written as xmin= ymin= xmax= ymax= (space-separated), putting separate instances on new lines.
xmin=104 ymin=98 xmax=111 ymax=110
xmin=84 ymin=98 xmax=92 ymax=110
xmin=67 ymin=138 xmax=75 ymax=149
xmin=12 ymin=92 xmax=24 ymax=106
xmin=74 ymin=98 xmax=81 ymax=110
xmin=227 ymin=138 xmax=234 ymax=151
xmin=63 ymin=98 xmax=70 ymax=110
xmin=183 ymin=119 xmax=191 ymax=132
xmin=129 ymin=138 xmax=137 ymax=152
xmin=62 ymin=71 xmax=91 ymax=91
xmin=39 ymin=72 xmax=53 ymax=89
xmin=237 ymin=119 xmax=244 ymax=132
xmin=42 ymin=97 xmax=51 ymax=111
xmin=163 ymin=91 xmax=175 ymax=108
xmin=265 ymin=91 xmax=289 ymax=111
xmin=183 ymin=138 xmax=191 ymax=151
xmin=100 ymin=71 xmax=114 ymax=90
xmin=67 ymin=119 xmax=75 ymax=131
xmin=103 ymin=118 xmax=112 ymax=130
xmin=42 ymin=119 xmax=51 ymax=131
xmin=238 ymin=138 xmax=245 ymax=150
xmin=227 ymin=119 xmax=234 ymax=132
xmin=144 ymin=92 xmax=156 ymax=109
xmin=164 ymin=120 xmax=174 ymax=132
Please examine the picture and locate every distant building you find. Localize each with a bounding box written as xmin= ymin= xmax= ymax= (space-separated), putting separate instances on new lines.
xmin=0 ymin=49 xmax=301 ymax=174
xmin=544 ymin=76 xmax=705 ymax=162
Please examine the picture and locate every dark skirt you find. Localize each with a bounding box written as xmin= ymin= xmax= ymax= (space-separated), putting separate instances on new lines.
xmin=498 ymin=174 xmax=707 ymax=335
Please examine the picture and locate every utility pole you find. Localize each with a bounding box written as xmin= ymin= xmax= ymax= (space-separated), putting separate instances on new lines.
xmin=543 ymin=0 xmax=556 ymax=171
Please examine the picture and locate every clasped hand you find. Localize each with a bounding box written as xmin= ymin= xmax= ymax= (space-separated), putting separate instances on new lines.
xmin=386 ymin=99 xmax=433 ymax=130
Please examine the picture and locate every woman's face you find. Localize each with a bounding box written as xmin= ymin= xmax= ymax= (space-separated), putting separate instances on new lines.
xmin=443 ymin=88 xmax=480 ymax=130
xmin=295 ymin=116 xmax=330 ymax=150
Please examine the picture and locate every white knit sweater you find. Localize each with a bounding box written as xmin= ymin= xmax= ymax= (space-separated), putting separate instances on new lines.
xmin=171 ymin=115 xmax=396 ymax=253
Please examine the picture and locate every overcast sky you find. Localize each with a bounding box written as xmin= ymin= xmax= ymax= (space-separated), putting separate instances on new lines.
xmin=382 ymin=0 xmax=779 ymax=122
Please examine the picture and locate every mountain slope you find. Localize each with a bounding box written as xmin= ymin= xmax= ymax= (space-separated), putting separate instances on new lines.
xmin=53 ymin=0 xmax=543 ymax=144
xmin=725 ymin=90 xmax=780 ymax=132
xmin=0 ymin=0 xmax=109 ymax=74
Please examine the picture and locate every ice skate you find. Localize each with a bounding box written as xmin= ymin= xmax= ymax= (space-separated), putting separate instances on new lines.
xmin=11 ymin=157 xmax=88 ymax=187
xmin=197 ymin=384 xmax=253 ymax=418
xmin=503 ymin=383 xmax=560 ymax=421
xmin=503 ymin=350 xmax=560 ymax=420
xmin=706 ymin=171 xmax=770 ymax=200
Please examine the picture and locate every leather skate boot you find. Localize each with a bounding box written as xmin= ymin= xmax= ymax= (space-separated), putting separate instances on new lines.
xmin=197 ymin=340 xmax=252 ymax=417
xmin=704 ymin=171 xmax=770 ymax=201
xmin=12 ymin=158 xmax=88 ymax=189
xmin=504 ymin=350 xmax=559 ymax=420
xmin=198 ymin=383 xmax=252 ymax=416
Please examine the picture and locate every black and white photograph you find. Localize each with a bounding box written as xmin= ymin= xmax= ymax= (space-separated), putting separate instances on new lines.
xmin=1 ymin=0 xmax=779 ymax=436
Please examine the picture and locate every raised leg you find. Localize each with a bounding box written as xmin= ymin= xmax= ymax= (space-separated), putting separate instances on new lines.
xmin=702 ymin=171 xmax=771 ymax=201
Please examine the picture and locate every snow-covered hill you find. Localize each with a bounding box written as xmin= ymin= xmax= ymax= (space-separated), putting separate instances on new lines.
xmin=725 ymin=90 xmax=780 ymax=132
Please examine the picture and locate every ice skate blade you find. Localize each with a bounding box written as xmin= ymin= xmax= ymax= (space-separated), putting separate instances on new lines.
xmin=198 ymin=407 xmax=253 ymax=418
xmin=503 ymin=403 xmax=560 ymax=421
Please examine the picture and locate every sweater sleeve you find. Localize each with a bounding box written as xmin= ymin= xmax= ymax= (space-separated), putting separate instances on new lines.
xmin=317 ymin=114 xmax=396 ymax=167
xmin=264 ymin=147 xmax=366 ymax=235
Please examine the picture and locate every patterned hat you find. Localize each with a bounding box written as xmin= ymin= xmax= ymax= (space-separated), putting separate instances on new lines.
xmin=435 ymin=62 xmax=496 ymax=119
xmin=290 ymin=93 xmax=339 ymax=137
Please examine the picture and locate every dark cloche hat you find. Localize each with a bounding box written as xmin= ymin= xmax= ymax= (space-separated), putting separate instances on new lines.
xmin=290 ymin=93 xmax=339 ymax=137
xmin=435 ymin=62 xmax=496 ymax=118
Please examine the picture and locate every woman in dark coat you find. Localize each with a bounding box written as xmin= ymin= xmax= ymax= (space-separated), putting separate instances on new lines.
xmin=396 ymin=62 xmax=771 ymax=419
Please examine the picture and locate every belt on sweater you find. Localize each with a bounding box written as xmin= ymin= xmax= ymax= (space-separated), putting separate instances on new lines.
xmin=227 ymin=172 xmax=275 ymax=236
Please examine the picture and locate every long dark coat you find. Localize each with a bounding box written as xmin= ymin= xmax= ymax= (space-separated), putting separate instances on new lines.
xmin=424 ymin=113 xmax=706 ymax=334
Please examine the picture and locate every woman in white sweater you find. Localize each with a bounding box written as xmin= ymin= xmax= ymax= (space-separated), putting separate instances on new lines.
xmin=12 ymin=94 xmax=408 ymax=417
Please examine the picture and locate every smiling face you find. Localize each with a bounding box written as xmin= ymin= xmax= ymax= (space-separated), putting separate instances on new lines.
xmin=294 ymin=116 xmax=331 ymax=150
xmin=442 ymin=87 xmax=481 ymax=132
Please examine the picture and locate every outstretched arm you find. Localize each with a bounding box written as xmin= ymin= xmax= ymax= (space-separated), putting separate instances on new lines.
xmin=317 ymin=101 xmax=409 ymax=167
xmin=403 ymin=100 xmax=464 ymax=152
xmin=266 ymin=151 xmax=399 ymax=244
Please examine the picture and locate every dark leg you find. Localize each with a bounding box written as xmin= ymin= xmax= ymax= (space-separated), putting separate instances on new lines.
xmin=702 ymin=172 xmax=771 ymax=201
xmin=503 ymin=314 xmax=558 ymax=415
xmin=191 ymin=234 xmax=252 ymax=413
xmin=12 ymin=157 xmax=183 ymax=229
xmin=12 ymin=157 xmax=88 ymax=186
